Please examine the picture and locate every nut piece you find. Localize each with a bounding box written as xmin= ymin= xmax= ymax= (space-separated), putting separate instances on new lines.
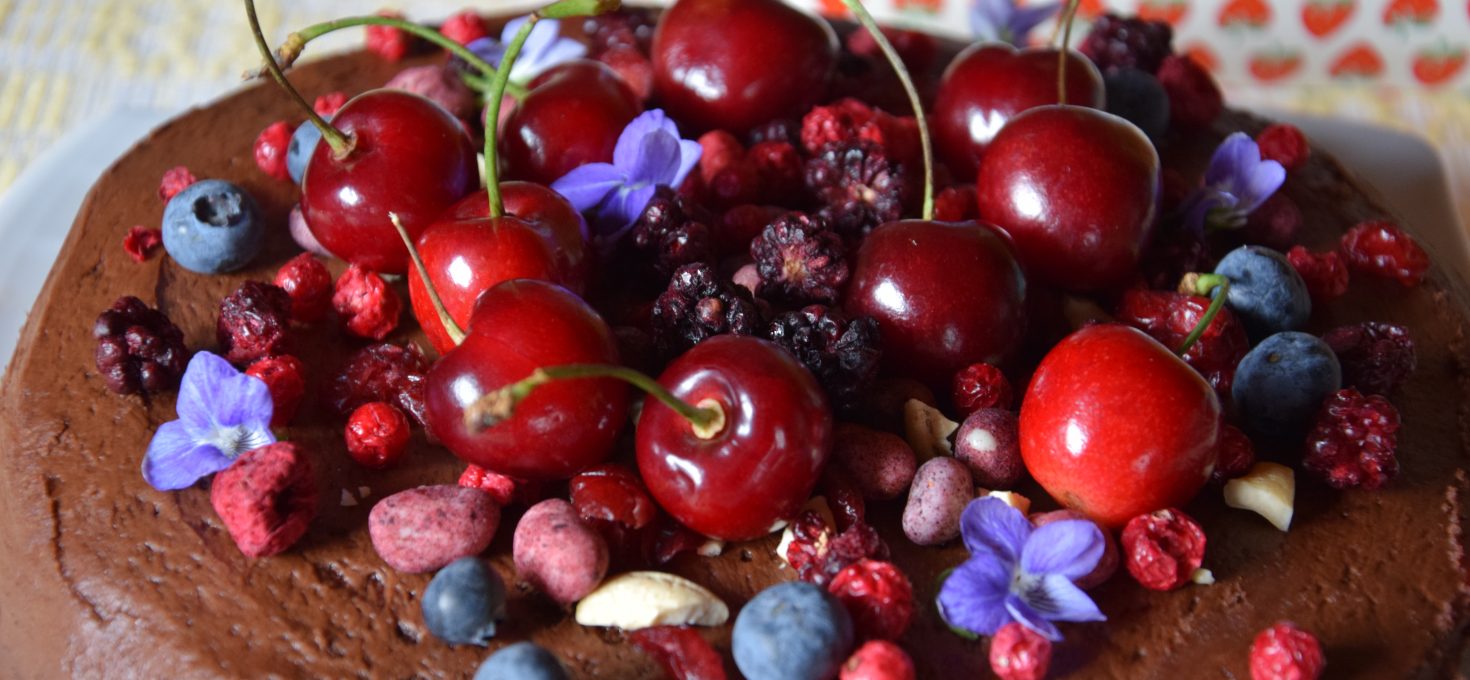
xmin=903 ymin=398 xmax=959 ymax=461
xmin=1223 ymin=462 xmax=1295 ymax=531
xmin=574 ymin=571 xmax=729 ymax=630
xmin=980 ymin=489 xmax=1031 ymax=515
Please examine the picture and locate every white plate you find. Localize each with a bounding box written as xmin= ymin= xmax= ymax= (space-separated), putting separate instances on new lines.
xmin=0 ymin=110 xmax=1461 ymax=376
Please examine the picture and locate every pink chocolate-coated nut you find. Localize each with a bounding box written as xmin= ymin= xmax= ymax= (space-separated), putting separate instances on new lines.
xmin=834 ymin=422 xmax=918 ymax=500
xmin=289 ymin=205 xmax=333 ymax=258
xmin=384 ymin=64 xmax=478 ymax=120
xmin=368 ymin=485 xmax=499 ymax=574
xmin=953 ymin=408 xmax=1023 ymax=489
xmin=1031 ymin=509 xmax=1119 ymax=589
xmin=210 ymin=442 xmax=319 ymax=558
xmin=901 ymin=457 xmax=974 ymax=546
xmin=513 ymin=499 xmax=609 ymax=605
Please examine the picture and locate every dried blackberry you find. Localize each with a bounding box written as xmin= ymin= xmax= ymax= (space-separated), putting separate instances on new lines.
xmin=1323 ymin=322 xmax=1416 ymax=395
xmin=750 ymin=212 xmax=849 ymax=304
xmin=93 ymin=296 xmax=188 ymax=396
xmin=630 ymin=187 xmax=714 ymax=276
xmin=805 ymin=141 xmax=906 ymax=238
xmin=766 ymin=305 xmax=881 ymax=411
xmin=329 ymin=342 xmax=431 ymax=426
xmin=1079 ymin=14 xmax=1174 ymax=74
xmin=651 ymin=263 xmax=762 ymax=356
xmin=582 ymin=8 xmax=657 ymax=55
xmin=216 ymin=281 xmax=292 ymax=365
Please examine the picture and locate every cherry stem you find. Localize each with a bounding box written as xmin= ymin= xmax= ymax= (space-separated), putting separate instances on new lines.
xmin=287 ymin=15 xmax=500 ymax=81
xmin=1056 ymin=0 xmax=1081 ymax=105
xmin=840 ymin=0 xmax=934 ymax=221
xmin=481 ymin=15 xmax=541 ymax=219
xmin=464 ymin=363 xmax=726 ymax=439
xmin=243 ymin=0 xmax=352 ymax=157
xmin=390 ymin=212 xmax=466 ymax=346
xmin=1175 ymin=273 xmax=1230 ymax=356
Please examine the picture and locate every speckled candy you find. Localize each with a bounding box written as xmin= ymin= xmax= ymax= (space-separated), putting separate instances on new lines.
xmin=513 ymin=499 xmax=609 ymax=605
xmin=833 ymin=423 xmax=917 ymax=500
xmin=368 ymin=485 xmax=500 ymax=574
xmin=209 ymin=442 xmax=319 ymax=558
xmin=901 ymin=457 xmax=973 ymax=546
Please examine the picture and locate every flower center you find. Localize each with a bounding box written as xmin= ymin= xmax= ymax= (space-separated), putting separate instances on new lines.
xmin=206 ymin=424 xmax=271 ymax=459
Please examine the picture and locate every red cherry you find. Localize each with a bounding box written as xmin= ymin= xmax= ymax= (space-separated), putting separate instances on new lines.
xmin=844 ymin=219 xmax=1028 ymax=388
xmin=444 ymin=181 xmax=593 ymax=291
xmin=933 ymin=45 xmax=1104 ymax=180
xmin=651 ymin=0 xmax=838 ymax=134
xmin=636 ymin=335 xmax=832 ymax=541
xmin=501 ymin=60 xmax=642 ymax=185
xmin=302 ymin=89 xmax=478 ymax=274
xmin=976 ymin=105 xmax=1159 ymax=293
xmin=1019 ymin=324 xmax=1221 ymax=528
xmin=424 ymin=280 xmax=629 ymax=480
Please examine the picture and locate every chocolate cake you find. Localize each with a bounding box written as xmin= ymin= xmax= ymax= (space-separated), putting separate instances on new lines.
xmin=2 ymin=10 xmax=1468 ymax=680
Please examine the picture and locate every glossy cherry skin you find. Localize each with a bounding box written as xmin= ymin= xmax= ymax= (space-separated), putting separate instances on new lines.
xmin=976 ymin=105 xmax=1159 ymax=293
xmin=651 ymin=0 xmax=838 ymax=134
xmin=501 ymin=60 xmax=642 ymax=186
xmin=636 ymin=335 xmax=832 ymax=541
xmin=444 ymin=181 xmax=592 ymax=289
xmin=933 ymin=44 xmax=1104 ymax=180
xmin=302 ymin=89 xmax=478 ymax=274
xmin=844 ymin=219 xmax=1028 ymax=388
xmin=1019 ymin=324 xmax=1221 ymax=528
xmin=424 ymin=280 xmax=629 ymax=480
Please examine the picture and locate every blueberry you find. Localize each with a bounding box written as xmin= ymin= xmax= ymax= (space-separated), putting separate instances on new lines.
xmin=287 ymin=120 xmax=325 ymax=184
xmin=1213 ymin=245 xmax=1311 ymax=341
xmin=1232 ymin=331 xmax=1342 ymax=439
xmin=421 ymin=557 xmax=506 ymax=646
xmin=1104 ymin=67 xmax=1170 ymax=142
xmin=161 ymin=179 xmax=263 ymax=274
xmin=733 ymin=581 xmax=854 ymax=680
xmin=473 ymin=642 xmax=569 ymax=680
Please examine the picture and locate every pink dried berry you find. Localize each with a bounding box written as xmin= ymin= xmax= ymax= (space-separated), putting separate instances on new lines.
xmin=1287 ymin=246 xmax=1349 ymax=303
xmin=274 ymin=253 xmax=333 ymax=324
xmin=458 ymin=464 xmax=519 ymax=507
xmin=989 ymin=622 xmax=1051 ymax=680
xmin=570 ymin=464 xmax=657 ymax=530
xmin=365 ymin=10 xmax=410 ymax=62
xmin=210 ymin=442 xmax=319 ymax=558
xmin=1303 ymin=387 xmax=1400 ymax=490
xmin=1250 ymin=621 xmax=1325 ymax=680
xmin=254 ymin=121 xmax=294 ymax=181
xmin=245 ymin=354 xmax=306 ymax=427
xmin=1340 ymin=220 xmax=1429 ymax=287
xmin=1122 ymin=508 xmax=1206 ymax=591
xmin=801 ymin=98 xmax=879 ymax=155
xmin=828 ymin=559 xmax=915 ymax=642
xmin=345 ymin=401 xmax=411 ymax=468
xmin=698 ymin=130 xmax=745 ymax=184
xmin=629 ymin=625 xmax=728 ymax=680
xmin=123 ymin=226 xmax=163 ymax=263
xmin=1256 ymin=123 xmax=1310 ymax=172
xmin=840 ymin=639 xmax=916 ymax=680
xmin=158 ymin=165 xmax=198 ymax=201
xmin=1322 ymin=322 xmax=1415 ymax=395
xmin=313 ymin=92 xmax=348 ymax=117
xmin=438 ymin=10 xmax=487 ymax=46
xmin=1212 ymin=423 xmax=1256 ymax=483
xmin=951 ymin=362 xmax=1013 ymax=415
xmin=332 ymin=264 xmax=402 ymax=340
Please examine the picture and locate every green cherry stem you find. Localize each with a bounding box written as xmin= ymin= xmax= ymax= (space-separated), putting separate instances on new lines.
xmin=1056 ymin=0 xmax=1081 ymax=105
xmin=840 ymin=0 xmax=934 ymax=221
xmin=391 ymin=212 xmax=466 ymax=346
xmin=464 ymin=363 xmax=726 ymax=439
xmin=244 ymin=0 xmax=352 ymax=157
xmin=1176 ymin=273 xmax=1231 ymax=356
xmin=284 ymin=15 xmax=501 ymax=82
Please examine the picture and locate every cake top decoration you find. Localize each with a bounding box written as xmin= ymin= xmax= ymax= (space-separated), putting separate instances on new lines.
xmin=1186 ymin=131 xmax=1287 ymax=233
xmin=467 ymin=16 xmax=587 ymax=85
xmin=552 ymin=108 xmax=703 ymax=238
xmin=142 ymin=351 xmax=275 ymax=491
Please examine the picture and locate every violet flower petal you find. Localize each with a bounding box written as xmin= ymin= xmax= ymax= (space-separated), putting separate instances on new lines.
xmin=937 ymin=555 xmax=1013 ymax=636
xmin=551 ymin=163 xmax=627 ymax=212
xmin=960 ymin=496 xmax=1031 ymax=564
xmin=674 ymin=139 xmax=703 ymax=187
xmin=1204 ymin=132 xmax=1257 ymax=188
xmin=177 ymin=352 xmax=265 ymax=434
xmin=142 ymin=420 xmax=235 ymax=491
xmin=1021 ymin=519 xmax=1104 ymax=582
xmin=1031 ymin=574 xmax=1108 ymax=624
xmin=595 ymin=182 xmax=661 ymax=237
xmin=1011 ymin=3 xmax=1061 ymax=43
xmin=1239 ymin=159 xmax=1287 ymax=214
xmin=626 ymin=130 xmax=684 ymax=185
xmin=1005 ymin=595 xmax=1063 ymax=641
xmin=614 ymin=110 xmax=682 ymax=169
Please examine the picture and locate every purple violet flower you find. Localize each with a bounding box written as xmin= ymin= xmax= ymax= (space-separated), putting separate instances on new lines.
xmin=551 ymin=109 xmax=702 ymax=240
xmin=937 ymin=497 xmax=1106 ymax=641
xmin=142 ymin=351 xmax=274 ymax=491
xmin=971 ymin=0 xmax=1060 ymax=46
xmin=1184 ymin=132 xmax=1287 ymax=233
xmin=467 ymin=16 xmax=586 ymax=84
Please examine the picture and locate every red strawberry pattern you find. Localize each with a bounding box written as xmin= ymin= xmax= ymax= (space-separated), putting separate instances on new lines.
xmin=1331 ymin=43 xmax=1387 ymax=77
xmin=1303 ymin=0 xmax=1356 ymax=37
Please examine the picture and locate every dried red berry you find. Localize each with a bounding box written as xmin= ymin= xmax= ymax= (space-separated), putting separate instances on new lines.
xmin=716 ymin=204 xmax=783 ymax=256
xmin=1287 ymin=246 xmax=1350 ymax=303
xmin=332 ymin=264 xmax=402 ymax=340
xmin=245 ymin=354 xmax=306 ymax=427
xmin=272 ymin=253 xmax=332 ymax=324
xmin=329 ymin=342 xmax=429 ymax=426
xmin=457 ymin=464 xmax=518 ymax=507
xmin=1250 ymin=621 xmax=1325 ymax=680
xmin=828 ymin=559 xmax=915 ymax=641
xmin=365 ymin=10 xmax=411 ymax=62
xmin=210 ymin=442 xmax=319 ymax=558
xmin=788 ymin=510 xmax=888 ymax=587
xmin=597 ymin=44 xmax=654 ymax=102
xmin=158 ymin=165 xmax=198 ymax=202
xmin=583 ymin=8 xmax=658 ymax=55
xmin=1157 ymin=54 xmax=1223 ymax=129
xmin=989 ymin=622 xmax=1052 ymax=680
xmin=1340 ymin=220 xmax=1429 ymax=287
xmin=707 ymin=161 xmax=762 ymax=209
xmin=1079 ymin=13 xmax=1174 ymax=74
xmin=345 ymin=401 xmax=411 ymax=468
xmin=750 ymin=212 xmax=849 ymax=304
xmin=629 ymin=626 xmax=727 ymax=680
xmin=951 ymin=362 xmax=1013 ymax=415
xmin=123 ymin=226 xmax=163 ymax=262
xmin=1121 ymin=508 xmax=1206 ymax=591
xmin=217 ymin=281 xmax=293 ymax=365
xmin=933 ymin=185 xmax=979 ymax=222
xmin=94 ymin=296 xmax=188 ymax=396
xmin=1115 ymin=288 xmax=1250 ymax=396
xmin=1212 ymin=423 xmax=1256 ymax=483
xmin=840 ymin=639 xmax=916 ymax=680
xmin=1322 ymin=322 xmax=1416 ymax=395
xmin=845 ymin=25 xmax=938 ymax=74
xmin=313 ymin=92 xmax=348 ymax=117
xmin=821 ymin=466 xmax=867 ymax=532
xmin=439 ymin=10 xmax=487 ymax=46
xmin=801 ymin=98 xmax=880 ymax=155
xmin=1257 ymin=123 xmax=1310 ymax=172
xmin=570 ymin=464 xmax=657 ymax=530
xmin=1304 ymin=387 xmax=1400 ymax=490
xmin=748 ymin=140 xmax=804 ymax=205
xmin=1242 ymin=193 xmax=1302 ymax=252
xmin=698 ymin=130 xmax=745 ymax=184
xmin=253 ymin=121 xmax=294 ymax=182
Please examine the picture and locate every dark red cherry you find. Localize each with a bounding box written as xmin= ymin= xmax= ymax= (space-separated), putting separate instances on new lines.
xmin=651 ymin=0 xmax=838 ymax=134
xmin=424 ymin=280 xmax=629 ymax=480
xmin=844 ymin=219 xmax=1027 ymax=389
xmin=444 ymin=181 xmax=592 ymax=288
xmin=976 ymin=104 xmax=1159 ymax=293
xmin=302 ymin=89 xmax=478 ymax=274
xmin=636 ymin=335 xmax=832 ymax=541
xmin=501 ymin=60 xmax=642 ymax=186
xmin=932 ymin=44 xmax=1104 ymax=180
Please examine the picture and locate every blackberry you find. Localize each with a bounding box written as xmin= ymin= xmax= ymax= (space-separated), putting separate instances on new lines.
xmin=1079 ymin=14 xmax=1174 ymax=74
xmin=630 ymin=187 xmax=714 ymax=276
xmin=1323 ymin=322 xmax=1416 ymax=395
xmin=216 ymin=281 xmax=292 ymax=365
xmin=329 ymin=342 xmax=431 ymax=426
xmin=582 ymin=8 xmax=657 ymax=55
xmin=750 ymin=212 xmax=849 ymax=304
xmin=93 ymin=296 xmax=188 ymax=396
xmin=805 ymin=141 xmax=906 ymax=239
xmin=766 ymin=305 xmax=881 ymax=411
xmin=651 ymin=263 xmax=763 ymax=356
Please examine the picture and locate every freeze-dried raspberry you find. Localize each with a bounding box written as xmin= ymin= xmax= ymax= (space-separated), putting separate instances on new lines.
xmin=840 ymin=640 xmax=916 ymax=680
xmin=706 ymin=162 xmax=762 ymax=210
xmin=345 ymin=401 xmax=411 ymax=468
xmin=210 ymin=442 xmax=319 ymax=558
xmin=597 ymin=44 xmax=654 ymax=101
xmin=786 ymin=510 xmax=888 ymax=587
xmin=1158 ymin=54 xmax=1223 ymax=129
xmin=93 ymin=296 xmax=188 ymax=396
xmin=933 ymin=185 xmax=978 ymax=222
xmin=329 ymin=342 xmax=430 ymax=426
xmin=313 ymin=92 xmax=348 ymax=117
xmin=332 ymin=264 xmax=401 ymax=340
xmin=951 ymin=362 xmax=1013 ymax=415
xmin=1322 ymin=322 xmax=1416 ymax=395
xmin=245 ymin=354 xmax=306 ymax=427
xmin=1250 ymin=621 xmax=1325 ymax=680
xmin=629 ymin=626 xmax=727 ymax=680
xmin=1115 ymin=288 xmax=1249 ymax=396
xmin=1287 ymin=246 xmax=1349 ymax=303
xmin=989 ymin=622 xmax=1051 ymax=680
xmin=254 ymin=121 xmax=294 ymax=181
xmin=570 ymin=464 xmax=657 ymax=530
xmin=828 ymin=559 xmax=914 ymax=641
xmin=439 ymin=10 xmax=487 ymax=46
xmin=716 ymin=204 xmax=784 ymax=256
xmin=123 ymin=226 xmax=163 ymax=262
xmin=1340 ymin=220 xmax=1429 ymax=287
xmin=698 ymin=130 xmax=745 ymax=184
xmin=217 ymin=281 xmax=293 ymax=365
xmin=274 ymin=252 xmax=333 ymax=324
xmin=750 ymin=212 xmax=849 ymax=304
xmin=1304 ymin=387 xmax=1400 ymax=490
xmin=458 ymin=464 xmax=518 ymax=507
xmin=1121 ymin=508 xmax=1206 ymax=591
xmin=157 ymin=165 xmax=197 ymax=202
xmin=748 ymin=140 xmax=804 ymax=205
xmin=1257 ymin=123 xmax=1310 ymax=172
xmin=1212 ymin=423 xmax=1256 ymax=483
xmin=366 ymin=10 xmax=411 ymax=62
xmin=801 ymin=98 xmax=880 ymax=155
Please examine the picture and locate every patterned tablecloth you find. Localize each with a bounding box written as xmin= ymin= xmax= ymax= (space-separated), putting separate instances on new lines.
xmin=0 ymin=0 xmax=1466 ymax=232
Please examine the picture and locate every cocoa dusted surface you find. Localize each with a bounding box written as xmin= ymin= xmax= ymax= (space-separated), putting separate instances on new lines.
xmin=2 ymin=29 xmax=1470 ymax=680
